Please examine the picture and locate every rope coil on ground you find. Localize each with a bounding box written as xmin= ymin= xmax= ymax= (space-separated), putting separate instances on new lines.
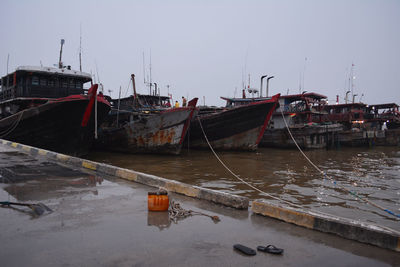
xmin=168 ymin=200 xmax=220 ymax=223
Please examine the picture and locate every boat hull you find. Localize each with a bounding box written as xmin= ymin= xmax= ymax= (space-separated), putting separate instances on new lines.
xmin=187 ymin=96 xmax=279 ymax=151
xmin=261 ymin=124 xmax=343 ymax=149
xmin=337 ymin=128 xmax=400 ymax=147
xmin=0 ymin=96 xmax=110 ymax=156
xmin=96 ymin=107 xmax=197 ymax=155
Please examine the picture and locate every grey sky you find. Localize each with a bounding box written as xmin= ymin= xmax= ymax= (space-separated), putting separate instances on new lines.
xmin=1 ymin=0 xmax=399 ymax=106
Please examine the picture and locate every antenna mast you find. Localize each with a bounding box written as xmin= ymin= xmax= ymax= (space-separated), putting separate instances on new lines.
xmin=142 ymin=51 xmax=146 ymax=84
xmin=149 ymin=49 xmax=152 ymax=95
xmin=6 ymin=54 xmax=9 ymax=89
xmin=79 ymin=25 xmax=82 ymax=72
xmin=303 ymin=57 xmax=307 ymax=91
xmin=6 ymin=53 xmax=9 ymax=75
xmin=351 ymin=63 xmax=355 ymax=97
xmin=59 ymin=39 xmax=65 ymax=69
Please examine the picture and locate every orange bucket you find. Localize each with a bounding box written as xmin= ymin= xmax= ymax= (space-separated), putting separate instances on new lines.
xmin=148 ymin=191 xmax=169 ymax=211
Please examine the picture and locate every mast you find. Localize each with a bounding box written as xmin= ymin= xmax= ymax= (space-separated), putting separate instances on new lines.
xmin=79 ymin=25 xmax=82 ymax=72
xmin=351 ymin=63 xmax=355 ymax=98
xmin=131 ymin=74 xmax=138 ymax=108
xmin=6 ymin=54 xmax=9 ymax=89
xmin=142 ymin=51 xmax=146 ymax=84
xmin=59 ymin=39 xmax=65 ymax=69
xmin=6 ymin=53 xmax=9 ymax=76
xmin=149 ymin=49 xmax=152 ymax=95
xmin=117 ymin=86 xmax=121 ymax=127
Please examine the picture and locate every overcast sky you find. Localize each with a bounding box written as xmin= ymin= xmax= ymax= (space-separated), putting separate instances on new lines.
xmin=1 ymin=0 xmax=399 ymax=106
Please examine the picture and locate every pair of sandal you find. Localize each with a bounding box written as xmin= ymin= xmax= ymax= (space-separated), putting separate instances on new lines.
xmin=234 ymin=244 xmax=284 ymax=256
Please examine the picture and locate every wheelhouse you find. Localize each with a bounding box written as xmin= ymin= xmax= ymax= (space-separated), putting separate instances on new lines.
xmin=0 ymin=66 xmax=92 ymax=101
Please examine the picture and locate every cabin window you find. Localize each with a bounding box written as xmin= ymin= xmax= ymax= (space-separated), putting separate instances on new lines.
xmin=75 ymin=81 xmax=82 ymax=89
xmin=69 ymin=79 xmax=74 ymax=88
xmin=48 ymin=79 xmax=54 ymax=87
xmin=32 ymin=76 xmax=39 ymax=85
xmin=62 ymin=80 xmax=68 ymax=88
xmin=40 ymin=78 xmax=47 ymax=86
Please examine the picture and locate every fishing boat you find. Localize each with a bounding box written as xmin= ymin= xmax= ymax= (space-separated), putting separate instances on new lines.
xmin=320 ymin=102 xmax=400 ymax=146
xmin=367 ymin=103 xmax=400 ymax=129
xmin=186 ymin=94 xmax=280 ymax=151
xmin=222 ymin=92 xmax=343 ymax=149
xmin=366 ymin=103 xmax=400 ymax=146
xmin=95 ymin=74 xmax=198 ymax=154
xmin=262 ymin=93 xmax=343 ymax=149
xmin=0 ymin=40 xmax=111 ymax=156
xmin=0 ymin=67 xmax=111 ymax=156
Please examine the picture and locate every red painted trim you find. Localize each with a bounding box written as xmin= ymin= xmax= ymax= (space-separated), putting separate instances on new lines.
xmin=81 ymin=84 xmax=98 ymax=127
xmin=256 ymin=93 xmax=280 ymax=145
xmin=179 ymin=98 xmax=198 ymax=144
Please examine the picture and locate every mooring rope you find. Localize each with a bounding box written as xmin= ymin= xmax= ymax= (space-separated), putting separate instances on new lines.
xmin=0 ymin=110 xmax=24 ymax=138
xmin=280 ymin=109 xmax=400 ymax=220
xmin=197 ymin=115 xmax=400 ymax=234
xmin=196 ymin=117 xmax=304 ymax=209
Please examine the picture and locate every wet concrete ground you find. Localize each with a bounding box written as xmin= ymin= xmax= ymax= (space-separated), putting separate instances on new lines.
xmin=1 ymin=144 xmax=399 ymax=266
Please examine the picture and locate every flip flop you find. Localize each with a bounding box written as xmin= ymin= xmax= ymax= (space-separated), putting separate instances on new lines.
xmin=233 ymin=244 xmax=257 ymax=256
xmin=257 ymin=245 xmax=284 ymax=255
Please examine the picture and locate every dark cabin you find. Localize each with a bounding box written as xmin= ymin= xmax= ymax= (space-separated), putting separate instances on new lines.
xmin=0 ymin=66 xmax=92 ymax=101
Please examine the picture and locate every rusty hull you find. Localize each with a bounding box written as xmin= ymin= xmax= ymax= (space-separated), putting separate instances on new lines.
xmin=97 ymin=108 xmax=195 ymax=154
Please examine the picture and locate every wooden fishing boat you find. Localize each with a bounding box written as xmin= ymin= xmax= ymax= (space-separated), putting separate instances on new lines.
xmin=0 ymin=64 xmax=111 ymax=156
xmin=320 ymin=102 xmax=400 ymax=146
xmin=222 ymin=92 xmax=343 ymax=149
xmin=186 ymin=94 xmax=280 ymax=151
xmin=95 ymin=74 xmax=198 ymax=154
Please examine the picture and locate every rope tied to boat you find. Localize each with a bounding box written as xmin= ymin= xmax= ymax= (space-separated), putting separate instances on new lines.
xmin=168 ymin=200 xmax=220 ymax=223
xmin=279 ymin=109 xmax=400 ymax=220
xmin=196 ymin=116 xmax=304 ymax=209
xmin=0 ymin=110 xmax=24 ymax=138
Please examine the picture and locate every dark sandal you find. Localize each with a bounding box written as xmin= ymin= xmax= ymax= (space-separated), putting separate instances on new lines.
xmin=233 ymin=244 xmax=257 ymax=256
xmin=257 ymin=245 xmax=284 ymax=255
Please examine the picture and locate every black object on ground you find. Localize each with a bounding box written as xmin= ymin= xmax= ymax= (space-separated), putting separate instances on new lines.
xmin=233 ymin=244 xmax=257 ymax=256
xmin=257 ymin=245 xmax=284 ymax=255
xmin=0 ymin=201 xmax=53 ymax=216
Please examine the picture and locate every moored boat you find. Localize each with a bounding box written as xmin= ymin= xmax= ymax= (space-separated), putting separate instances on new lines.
xmin=320 ymin=102 xmax=383 ymax=147
xmin=186 ymin=94 xmax=280 ymax=151
xmin=0 ymin=64 xmax=111 ymax=156
xmin=320 ymin=102 xmax=400 ymax=147
xmin=95 ymin=74 xmax=198 ymax=154
xmin=223 ymin=92 xmax=343 ymax=149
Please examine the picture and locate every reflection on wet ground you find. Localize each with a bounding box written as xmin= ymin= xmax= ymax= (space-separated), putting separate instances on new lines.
xmin=87 ymin=147 xmax=400 ymax=230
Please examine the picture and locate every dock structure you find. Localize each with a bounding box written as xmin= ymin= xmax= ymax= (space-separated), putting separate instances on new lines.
xmin=1 ymin=139 xmax=400 ymax=266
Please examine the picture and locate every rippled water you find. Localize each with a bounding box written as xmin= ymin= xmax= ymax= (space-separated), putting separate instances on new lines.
xmin=86 ymin=146 xmax=400 ymax=230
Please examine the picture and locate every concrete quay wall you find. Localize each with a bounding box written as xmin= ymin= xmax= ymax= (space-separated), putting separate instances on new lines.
xmin=252 ymin=199 xmax=400 ymax=252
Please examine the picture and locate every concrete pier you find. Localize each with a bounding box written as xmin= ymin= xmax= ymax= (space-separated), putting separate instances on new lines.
xmin=1 ymin=140 xmax=400 ymax=266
